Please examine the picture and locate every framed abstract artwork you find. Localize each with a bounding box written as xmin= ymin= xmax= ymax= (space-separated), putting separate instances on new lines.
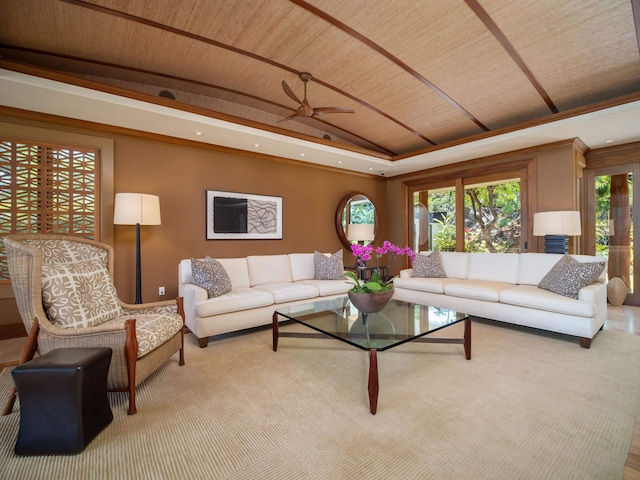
xmin=206 ymin=190 xmax=282 ymax=239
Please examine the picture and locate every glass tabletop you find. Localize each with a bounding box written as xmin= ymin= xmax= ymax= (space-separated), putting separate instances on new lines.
xmin=275 ymin=297 xmax=468 ymax=351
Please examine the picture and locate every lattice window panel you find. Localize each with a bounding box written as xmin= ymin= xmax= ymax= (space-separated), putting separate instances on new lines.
xmin=0 ymin=138 xmax=100 ymax=283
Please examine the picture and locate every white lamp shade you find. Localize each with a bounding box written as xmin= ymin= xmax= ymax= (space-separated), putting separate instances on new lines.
xmin=347 ymin=223 xmax=375 ymax=242
xmin=114 ymin=193 xmax=161 ymax=225
xmin=533 ymin=211 xmax=581 ymax=236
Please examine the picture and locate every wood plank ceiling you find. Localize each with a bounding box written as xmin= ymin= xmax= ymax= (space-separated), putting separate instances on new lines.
xmin=1 ymin=0 xmax=639 ymax=160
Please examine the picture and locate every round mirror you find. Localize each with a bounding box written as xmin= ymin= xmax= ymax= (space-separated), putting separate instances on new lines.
xmin=335 ymin=192 xmax=378 ymax=250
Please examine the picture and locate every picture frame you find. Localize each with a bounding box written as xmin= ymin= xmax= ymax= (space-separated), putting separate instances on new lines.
xmin=206 ymin=190 xmax=282 ymax=240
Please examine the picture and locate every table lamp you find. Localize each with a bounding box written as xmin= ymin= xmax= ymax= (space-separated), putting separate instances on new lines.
xmin=533 ymin=211 xmax=581 ymax=254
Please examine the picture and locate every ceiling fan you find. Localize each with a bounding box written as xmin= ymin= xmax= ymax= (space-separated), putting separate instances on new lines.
xmin=278 ymin=72 xmax=354 ymax=122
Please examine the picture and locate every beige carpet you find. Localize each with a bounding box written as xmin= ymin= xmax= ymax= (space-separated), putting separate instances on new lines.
xmin=0 ymin=319 xmax=639 ymax=480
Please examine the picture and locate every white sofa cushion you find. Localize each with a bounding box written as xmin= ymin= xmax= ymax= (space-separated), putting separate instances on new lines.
xmin=247 ymin=255 xmax=292 ymax=286
xmin=444 ymin=279 xmax=513 ymax=302
xmin=394 ymin=276 xmax=457 ymax=294
xmin=500 ymin=284 xmax=597 ymax=317
xmin=439 ymin=251 xmax=469 ymax=279
xmin=196 ymin=287 xmax=274 ymax=317
xmin=253 ymin=282 xmax=319 ymax=303
xmin=289 ymin=253 xmax=315 ymax=281
xmin=296 ymin=279 xmax=352 ymax=296
xmin=517 ymin=253 xmax=564 ymax=285
xmin=467 ymin=252 xmax=519 ymax=284
xmin=215 ymin=258 xmax=251 ymax=288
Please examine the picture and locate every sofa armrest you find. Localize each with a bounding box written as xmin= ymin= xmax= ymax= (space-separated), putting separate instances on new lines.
xmin=180 ymin=283 xmax=208 ymax=304
xmin=578 ymin=282 xmax=606 ymax=303
xmin=578 ymin=281 xmax=608 ymax=323
xmin=399 ymin=268 xmax=413 ymax=279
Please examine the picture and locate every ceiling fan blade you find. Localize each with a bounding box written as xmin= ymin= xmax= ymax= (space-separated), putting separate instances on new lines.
xmin=282 ymin=81 xmax=302 ymax=105
xmin=277 ymin=106 xmax=306 ymax=123
xmin=311 ymin=107 xmax=355 ymax=116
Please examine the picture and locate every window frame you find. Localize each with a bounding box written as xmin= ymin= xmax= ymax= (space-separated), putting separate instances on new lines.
xmin=404 ymin=158 xmax=537 ymax=256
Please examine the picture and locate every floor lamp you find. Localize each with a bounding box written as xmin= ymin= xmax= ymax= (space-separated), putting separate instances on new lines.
xmin=533 ymin=211 xmax=581 ymax=254
xmin=114 ymin=193 xmax=161 ymax=304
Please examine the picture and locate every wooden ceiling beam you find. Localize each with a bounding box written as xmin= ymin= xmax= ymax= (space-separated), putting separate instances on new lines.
xmin=633 ymin=0 xmax=640 ymax=53
xmin=58 ymin=0 xmax=431 ymax=146
xmin=290 ymin=0 xmax=489 ymax=133
xmin=464 ymin=0 xmax=558 ymax=114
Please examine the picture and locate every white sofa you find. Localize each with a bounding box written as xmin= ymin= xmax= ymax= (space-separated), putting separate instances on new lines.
xmin=178 ymin=254 xmax=352 ymax=347
xmin=393 ymin=252 xmax=608 ymax=348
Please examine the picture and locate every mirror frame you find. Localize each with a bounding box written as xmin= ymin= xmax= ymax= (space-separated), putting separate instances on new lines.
xmin=335 ymin=191 xmax=378 ymax=250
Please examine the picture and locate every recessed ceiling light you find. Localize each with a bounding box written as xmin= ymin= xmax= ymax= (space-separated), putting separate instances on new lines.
xmin=194 ymin=131 xmax=203 ymax=136
xmin=300 ymin=153 xmax=305 ymax=157
xmin=253 ymin=143 xmax=260 ymax=147
xmin=337 ymin=160 xmax=343 ymax=164
xmin=605 ymin=139 xmax=614 ymax=143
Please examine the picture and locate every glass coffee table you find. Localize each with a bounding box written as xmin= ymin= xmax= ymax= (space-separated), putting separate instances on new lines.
xmin=272 ymin=297 xmax=470 ymax=414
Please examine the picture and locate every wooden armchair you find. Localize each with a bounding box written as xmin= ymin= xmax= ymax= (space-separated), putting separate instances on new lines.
xmin=2 ymin=234 xmax=185 ymax=415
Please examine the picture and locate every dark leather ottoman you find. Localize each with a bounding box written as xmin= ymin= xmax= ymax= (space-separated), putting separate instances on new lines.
xmin=11 ymin=347 xmax=113 ymax=455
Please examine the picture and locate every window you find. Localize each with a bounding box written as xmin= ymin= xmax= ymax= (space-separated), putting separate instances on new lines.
xmin=0 ymin=138 xmax=100 ymax=283
xmin=463 ymin=179 xmax=521 ymax=253
xmin=406 ymin=160 xmax=533 ymax=255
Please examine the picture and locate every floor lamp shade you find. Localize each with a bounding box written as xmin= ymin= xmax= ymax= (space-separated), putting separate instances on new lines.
xmin=113 ymin=193 xmax=161 ymax=226
xmin=114 ymin=193 xmax=161 ymax=304
xmin=533 ymin=211 xmax=581 ymax=254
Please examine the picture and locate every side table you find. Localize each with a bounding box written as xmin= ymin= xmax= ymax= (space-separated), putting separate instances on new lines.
xmin=11 ymin=347 xmax=113 ymax=455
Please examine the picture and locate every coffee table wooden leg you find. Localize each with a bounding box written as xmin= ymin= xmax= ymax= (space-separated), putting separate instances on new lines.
xmin=272 ymin=312 xmax=279 ymax=352
xmin=368 ymin=349 xmax=379 ymax=415
xmin=464 ymin=318 xmax=471 ymax=360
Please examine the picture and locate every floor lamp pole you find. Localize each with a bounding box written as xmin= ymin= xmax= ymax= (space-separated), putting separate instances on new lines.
xmin=135 ymin=222 xmax=142 ymax=304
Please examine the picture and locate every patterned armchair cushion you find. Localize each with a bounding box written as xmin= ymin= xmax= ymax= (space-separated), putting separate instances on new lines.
xmin=313 ymin=250 xmax=345 ymax=280
xmin=191 ymin=257 xmax=233 ymax=298
xmin=24 ymin=239 xmax=108 ymax=265
xmin=41 ymin=260 xmax=122 ymax=328
xmin=117 ymin=312 xmax=184 ymax=358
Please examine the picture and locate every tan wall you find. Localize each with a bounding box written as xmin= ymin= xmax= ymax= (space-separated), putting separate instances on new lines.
xmin=112 ymin=136 xmax=387 ymax=304
xmin=0 ymin=116 xmax=386 ymax=329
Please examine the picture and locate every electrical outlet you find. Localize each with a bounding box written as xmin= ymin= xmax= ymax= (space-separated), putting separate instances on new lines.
xmin=159 ymin=286 xmax=165 ymax=296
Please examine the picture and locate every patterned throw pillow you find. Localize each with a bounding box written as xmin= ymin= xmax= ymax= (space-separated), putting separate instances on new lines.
xmin=41 ymin=261 xmax=122 ymax=328
xmin=313 ymin=250 xmax=345 ymax=280
xmin=538 ymin=254 xmax=605 ymax=299
xmin=412 ymin=251 xmax=446 ymax=278
xmin=191 ymin=257 xmax=232 ymax=298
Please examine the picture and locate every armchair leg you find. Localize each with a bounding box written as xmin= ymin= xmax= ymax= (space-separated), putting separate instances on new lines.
xmin=125 ymin=319 xmax=138 ymax=415
xmin=2 ymin=319 xmax=39 ymax=416
xmin=177 ymin=297 xmax=185 ymax=366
